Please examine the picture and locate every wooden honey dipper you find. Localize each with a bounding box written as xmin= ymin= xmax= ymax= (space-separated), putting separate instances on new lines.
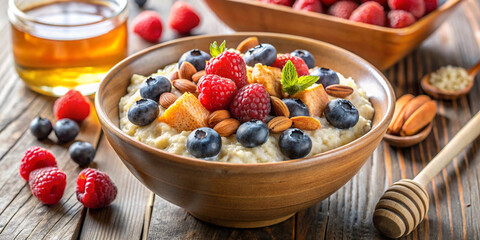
xmin=373 ymin=110 xmax=480 ymax=238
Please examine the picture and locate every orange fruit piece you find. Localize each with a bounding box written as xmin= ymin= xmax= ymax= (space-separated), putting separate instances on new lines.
xmin=159 ymin=92 xmax=210 ymax=131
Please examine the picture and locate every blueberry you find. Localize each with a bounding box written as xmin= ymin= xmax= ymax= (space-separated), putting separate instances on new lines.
xmin=279 ymin=128 xmax=312 ymax=159
xmin=139 ymin=75 xmax=172 ymax=102
xmin=178 ymin=49 xmax=211 ymax=71
xmin=54 ymin=119 xmax=79 ymax=143
xmin=310 ymin=68 xmax=340 ymax=88
xmin=290 ymin=49 xmax=315 ymax=69
xmin=128 ymin=99 xmax=159 ymax=126
xmin=134 ymin=0 xmax=147 ymax=7
xmin=282 ymin=99 xmax=310 ymax=117
xmin=243 ymin=44 xmax=277 ymax=67
xmin=30 ymin=117 xmax=52 ymax=140
xmin=186 ymin=127 xmax=222 ymax=158
xmin=324 ymin=99 xmax=359 ymax=129
xmin=236 ymin=120 xmax=269 ymax=148
xmin=69 ymin=141 xmax=96 ymax=167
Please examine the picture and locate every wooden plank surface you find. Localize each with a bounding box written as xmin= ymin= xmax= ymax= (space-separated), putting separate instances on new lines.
xmin=0 ymin=0 xmax=479 ymax=239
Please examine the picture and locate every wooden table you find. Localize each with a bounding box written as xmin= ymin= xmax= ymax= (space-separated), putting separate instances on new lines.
xmin=0 ymin=0 xmax=479 ymax=239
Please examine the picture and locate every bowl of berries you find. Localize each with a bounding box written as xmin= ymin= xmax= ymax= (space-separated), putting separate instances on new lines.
xmin=96 ymin=32 xmax=394 ymax=228
xmin=204 ymin=0 xmax=463 ymax=70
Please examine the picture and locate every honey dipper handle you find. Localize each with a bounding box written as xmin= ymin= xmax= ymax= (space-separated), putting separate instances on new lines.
xmin=414 ymin=111 xmax=480 ymax=187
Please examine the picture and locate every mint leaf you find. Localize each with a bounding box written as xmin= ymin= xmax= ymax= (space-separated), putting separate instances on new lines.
xmin=210 ymin=40 xmax=226 ymax=58
xmin=297 ymin=75 xmax=319 ymax=92
xmin=281 ymin=61 xmax=299 ymax=95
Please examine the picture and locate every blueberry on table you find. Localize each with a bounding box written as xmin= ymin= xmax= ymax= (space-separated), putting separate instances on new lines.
xmin=128 ymin=98 xmax=159 ymax=126
xmin=69 ymin=141 xmax=96 ymax=167
xmin=236 ymin=120 xmax=269 ymax=148
xmin=282 ymin=99 xmax=310 ymax=117
xmin=279 ymin=128 xmax=312 ymax=159
xmin=325 ymin=99 xmax=359 ymax=129
xmin=139 ymin=75 xmax=172 ymax=102
xmin=290 ymin=49 xmax=315 ymax=69
xmin=54 ymin=119 xmax=79 ymax=143
xmin=30 ymin=117 xmax=52 ymax=140
xmin=310 ymin=68 xmax=340 ymax=88
xmin=178 ymin=49 xmax=211 ymax=71
xmin=186 ymin=127 xmax=222 ymax=158
xmin=243 ymin=43 xmax=277 ymax=67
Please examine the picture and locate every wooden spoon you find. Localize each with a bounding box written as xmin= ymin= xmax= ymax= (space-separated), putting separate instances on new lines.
xmin=383 ymin=122 xmax=433 ymax=148
xmin=373 ymin=110 xmax=480 ymax=238
xmin=421 ymin=60 xmax=480 ymax=100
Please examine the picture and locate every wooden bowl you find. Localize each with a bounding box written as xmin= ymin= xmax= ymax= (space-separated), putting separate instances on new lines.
xmin=95 ymin=33 xmax=395 ymax=228
xmin=204 ymin=0 xmax=464 ymax=70
xmin=383 ymin=122 xmax=433 ymax=148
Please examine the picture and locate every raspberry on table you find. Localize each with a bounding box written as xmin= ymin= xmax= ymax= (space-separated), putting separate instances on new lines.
xmin=388 ymin=10 xmax=416 ymax=28
xmin=168 ymin=1 xmax=200 ymax=35
xmin=76 ymin=168 xmax=117 ymax=209
xmin=349 ymin=1 xmax=386 ymax=26
xmin=29 ymin=167 xmax=66 ymax=205
xmin=388 ymin=0 xmax=425 ymax=19
xmin=19 ymin=146 xmax=57 ymax=181
xmin=197 ymin=74 xmax=238 ymax=112
xmin=132 ymin=10 xmax=163 ymax=43
xmin=328 ymin=1 xmax=359 ymax=19
xmin=205 ymin=51 xmax=248 ymax=89
xmin=230 ymin=83 xmax=271 ymax=123
xmin=53 ymin=90 xmax=90 ymax=122
xmin=272 ymin=54 xmax=310 ymax=76
xmin=293 ymin=0 xmax=323 ymax=12
xmin=258 ymin=0 xmax=294 ymax=6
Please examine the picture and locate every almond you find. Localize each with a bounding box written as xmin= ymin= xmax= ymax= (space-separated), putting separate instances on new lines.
xmin=267 ymin=116 xmax=292 ymax=133
xmin=400 ymin=100 xmax=437 ymax=136
xmin=170 ymin=70 xmax=179 ymax=81
xmin=159 ymin=92 xmax=178 ymax=109
xmin=172 ymin=79 xmax=197 ymax=93
xmin=192 ymin=70 xmax=206 ymax=84
xmin=207 ymin=110 xmax=231 ymax=128
xmin=179 ymin=61 xmax=197 ymax=80
xmin=402 ymin=95 xmax=431 ymax=121
xmin=387 ymin=94 xmax=414 ymax=133
xmin=291 ymin=116 xmax=321 ymax=130
xmin=325 ymin=84 xmax=354 ymax=98
xmin=214 ymin=118 xmax=240 ymax=137
xmin=236 ymin=37 xmax=259 ymax=53
xmin=270 ymin=96 xmax=290 ymax=117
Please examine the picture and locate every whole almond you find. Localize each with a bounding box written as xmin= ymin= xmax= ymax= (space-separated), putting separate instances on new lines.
xmin=192 ymin=70 xmax=206 ymax=84
xmin=207 ymin=110 xmax=231 ymax=128
xmin=291 ymin=116 xmax=322 ymax=130
xmin=387 ymin=94 xmax=414 ymax=133
xmin=402 ymin=95 xmax=431 ymax=121
xmin=214 ymin=118 xmax=240 ymax=137
xmin=159 ymin=92 xmax=178 ymax=109
xmin=268 ymin=116 xmax=292 ymax=133
xmin=172 ymin=79 xmax=197 ymax=93
xmin=270 ymin=96 xmax=290 ymax=117
xmin=170 ymin=71 xmax=180 ymax=81
xmin=179 ymin=61 xmax=197 ymax=80
xmin=325 ymin=84 xmax=354 ymax=98
xmin=236 ymin=36 xmax=259 ymax=53
xmin=400 ymin=100 xmax=437 ymax=136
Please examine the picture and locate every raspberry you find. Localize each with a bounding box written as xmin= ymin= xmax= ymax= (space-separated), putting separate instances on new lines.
xmin=168 ymin=1 xmax=200 ymax=35
xmin=206 ymin=51 xmax=248 ymax=89
xmin=424 ymin=0 xmax=437 ymax=14
xmin=328 ymin=1 xmax=359 ymax=19
xmin=272 ymin=54 xmax=309 ymax=76
xmin=349 ymin=1 xmax=386 ymax=26
xmin=388 ymin=10 xmax=416 ymax=28
xmin=19 ymin=147 xmax=57 ymax=181
xmin=321 ymin=0 xmax=339 ymax=7
xmin=132 ymin=11 xmax=163 ymax=43
xmin=259 ymin=0 xmax=294 ymax=6
xmin=53 ymin=90 xmax=90 ymax=122
xmin=361 ymin=0 xmax=388 ymax=7
xmin=197 ymin=74 xmax=238 ymax=112
xmin=230 ymin=84 xmax=271 ymax=123
xmin=388 ymin=0 xmax=425 ymax=19
xmin=293 ymin=0 xmax=323 ymax=12
xmin=29 ymin=167 xmax=66 ymax=205
xmin=76 ymin=168 xmax=117 ymax=209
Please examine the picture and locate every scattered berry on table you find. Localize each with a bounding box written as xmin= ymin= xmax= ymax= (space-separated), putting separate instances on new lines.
xmin=243 ymin=44 xmax=278 ymax=67
xmin=197 ymin=74 xmax=238 ymax=112
xmin=424 ymin=0 xmax=438 ymax=14
xmin=327 ymin=1 xmax=359 ymax=19
xmin=69 ymin=142 xmax=96 ymax=167
xmin=290 ymin=49 xmax=316 ymax=69
xmin=293 ymin=0 xmax=323 ymax=12
xmin=361 ymin=0 xmax=387 ymax=7
xmin=186 ymin=127 xmax=222 ymax=158
xmin=230 ymin=83 xmax=271 ymax=122
xmin=30 ymin=117 xmax=52 ymax=140
xmin=53 ymin=90 xmax=90 ymax=122
xmin=388 ymin=0 xmax=425 ymax=19
xmin=128 ymin=99 xmax=159 ymax=126
xmin=310 ymin=67 xmax=340 ymax=88
xmin=279 ymin=128 xmax=312 ymax=159
xmin=272 ymin=54 xmax=309 ymax=76
xmin=134 ymin=0 xmax=147 ymax=8
xmin=236 ymin=120 xmax=269 ymax=148
xmin=19 ymin=146 xmax=57 ymax=181
xmin=168 ymin=1 xmax=201 ymax=35
xmin=349 ymin=1 xmax=386 ymax=26
xmin=206 ymin=41 xmax=248 ymax=88
xmin=76 ymin=168 xmax=117 ymax=209
xmin=178 ymin=49 xmax=211 ymax=71
xmin=388 ymin=10 xmax=416 ymax=28
xmin=258 ymin=0 xmax=294 ymax=6
xmin=139 ymin=75 xmax=172 ymax=102
xmin=325 ymin=99 xmax=359 ymax=129
xmin=282 ymin=99 xmax=310 ymax=117
xmin=132 ymin=10 xmax=163 ymax=43
xmin=29 ymin=167 xmax=66 ymax=205
xmin=54 ymin=119 xmax=80 ymax=143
